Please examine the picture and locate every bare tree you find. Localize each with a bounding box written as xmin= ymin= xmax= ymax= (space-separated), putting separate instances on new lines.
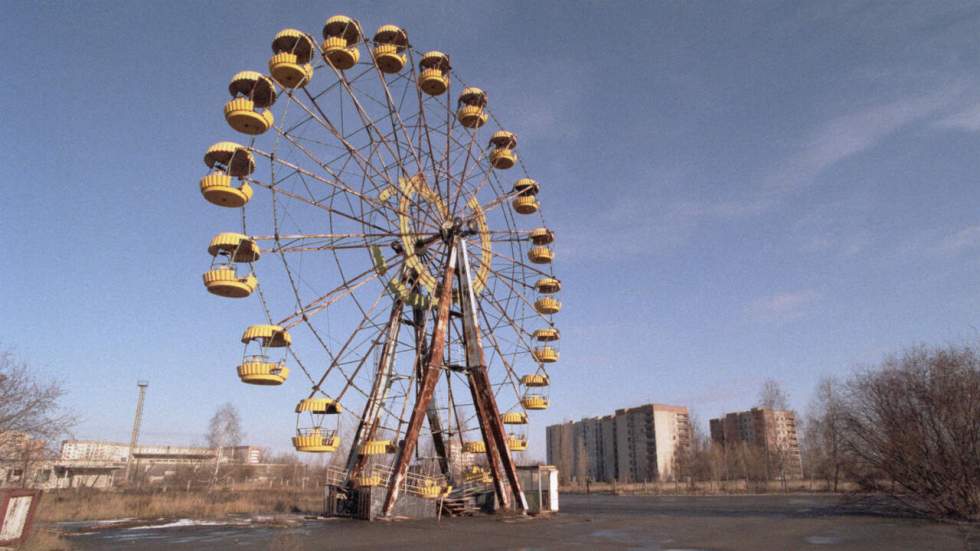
xmin=0 ymin=349 xmax=74 ymax=484
xmin=838 ymin=345 xmax=980 ymax=520
xmin=803 ymin=376 xmax=846 ymax=491
xmin=758 ymin=378 xmax=789 ymax=410
xmin=675 ymin=412 xmax=712 ymax=484
xmin=0 ymin=350 xmax=73 ymax=449
xmin=754 ymin=379 xmax=795 ymax=484
xmin=206 ymin=403 xmax=243 ymax=488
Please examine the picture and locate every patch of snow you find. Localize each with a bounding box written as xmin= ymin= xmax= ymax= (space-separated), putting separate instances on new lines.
xmin=93 ymin=518 xmax=135 ymax=525
xmin=127 ymin=518 xmax=250 ymax=530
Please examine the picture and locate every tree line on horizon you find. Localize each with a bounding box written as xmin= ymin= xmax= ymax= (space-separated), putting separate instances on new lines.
xmin=2 ymin=343 xmax=978 ymax=520
xmin=670 ymin=344 xmax=980 ymax=520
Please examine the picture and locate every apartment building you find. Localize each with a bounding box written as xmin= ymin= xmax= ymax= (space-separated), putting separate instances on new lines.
xmin=545 ymin=422 xmax=575 ymax=482
xmin=709 ymin=408 xmax=803 ymax=479
xmin=614 ymin=404 xmax=691 ymax=483
xmin=59 ymin=440 xmax=262 ymax=465
xmin=546 ymin=403 xmax=691 ymax=484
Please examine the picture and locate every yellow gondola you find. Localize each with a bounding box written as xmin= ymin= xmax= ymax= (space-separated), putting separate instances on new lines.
xmin=419 ymin=480 xmax=443 ymax=499
xmin=293 ymin=393 xmax=341 ymax=451
xmin=513 ymin=195 xmax=539 ymax=215
xmin=224 ymin=71 xmax=276 ymax=135
xmin=462 ymin=440 xmax=486 ymax=454
xmin=521 ymin=373 xmax=550 ymax=410
xmin=356 ymin=474 xmax=383 ymax=487
xmin=372 ymin=25 xmax=408 ymax=73
xmin=200 ymin=142 xmax=255 ymax=208
xmin=242 ymin=324 xmax=291 ymax=348
xmin=208 ymin=233 xmax=260 ymax=262
xmin=237 ymin=356 xmax=288 ymax=385
xmin=528 ymin=246 xmax=553 ymax=264
xmin=295 ymin=396 xmax=342 ymax=414
xmin=535 ymin=277 xmax=561 ymax=294
xmin=203 ymin=267 xmax=254 ymax=298
xmin=463 ymin=465 xmax=489 ymax=483
xmin=238 ymin=323 xmax=290 ymax=384
xmin=521 ymin=395 xmax=549 ymax=410
xmin=419 ymin=51 xmax=451 ymax=95
xmin=360 ymin=440 xmax=397 ymax=455
xmin=513 ymin=178 xmax=539 ymax=196
xmin=532 ymin=327 xmax=561 ymax=341
xmin=457 ymin=87 xmax=488 ymax=128
xmin=204 ymin=141 xmax=255 ymax=177
xmin=203 ymin=232 xmax=259 ymax=298
xmin=507 ymin=435 xmax=528 ymax=451
xmin=293 ymin=429 xmax=339 ymax=453
xmin=520 ymin=374 xmax=550 ymax=386
xmin=322 ymin=15 xmax=362 ymax=70
xmin=529 ymin=227 xmax=555 ymax=245
xmin=489 ymin=131 xmax=518 ymax=169
xmin=532 ymin=346 xmax=559 ymax=363
xmin=534 ymin=296 xmax=562 ymax=315
xmin=269 ymin=29 xmax=315 ymax=88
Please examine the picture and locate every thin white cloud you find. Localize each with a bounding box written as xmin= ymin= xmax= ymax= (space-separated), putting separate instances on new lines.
xmin=746 ymin=289 xmax=820 ymax=321
xmin=939 ymin=225 xmax=980 ymax=255
xmin=559 ymin=187 xmax=771 ymax=263
xmin=768 ymin=89 xmax=962 ymax=192
xmin=935 ymin=102 xmax=980 ymax=131
xmin=565 ymin=84 xmax=973 ymax=264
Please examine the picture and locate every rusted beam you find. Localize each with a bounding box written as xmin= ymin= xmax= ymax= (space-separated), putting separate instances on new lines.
xmin=455 ymin=245 xmax=510 ymax=508
xmin=465 ymin=365 xmax=510 ymax=508
xmin=346 ymin=297 xmax=405 ymax=476
xmin=349 ymin=418 xmax=378 ymax=480
xmin=458 ymin=240 xmax=528 ymax=512
xmin=382 ymin=244 xmax=457 ymax=516
xmin=414 ymin=306 xmax=450 ymax=477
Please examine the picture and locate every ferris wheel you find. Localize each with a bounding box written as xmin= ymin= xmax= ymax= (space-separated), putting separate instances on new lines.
xmin=198 ymin=15 xmax=560 ymax=514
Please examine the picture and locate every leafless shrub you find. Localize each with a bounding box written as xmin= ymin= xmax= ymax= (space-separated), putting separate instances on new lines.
xmin=206 ymin=403 xmax=243 ymax=488
xmin=802 ymin=376 xmax=848 ymax=492
xmin=838 ymin=345 xmax=980 ymax=520
xmin=758 ymin=378 xmax=790 ymax=410
xmin=0 ymin=348 xmax=74 ymax=480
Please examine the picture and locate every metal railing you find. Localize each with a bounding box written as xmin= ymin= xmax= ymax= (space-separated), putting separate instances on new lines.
xmin=322 ymin=464 xmax=448 ymax=498
xmin=323 ymin=465 xmax=349 ymax=486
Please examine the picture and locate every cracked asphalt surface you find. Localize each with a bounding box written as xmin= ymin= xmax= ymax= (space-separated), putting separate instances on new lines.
xmin=66 ymin=494 xmax=980 ymax=550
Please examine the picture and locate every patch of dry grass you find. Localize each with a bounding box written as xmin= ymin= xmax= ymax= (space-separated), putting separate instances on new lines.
xmin=22 ymin=527 xmax=74 ymax=551
xmin=36 ymin=488 xmax=322 ymax=522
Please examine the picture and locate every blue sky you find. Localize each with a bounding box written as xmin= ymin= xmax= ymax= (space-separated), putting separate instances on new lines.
xmin=4 ymin=1 xmax=980 ymax=459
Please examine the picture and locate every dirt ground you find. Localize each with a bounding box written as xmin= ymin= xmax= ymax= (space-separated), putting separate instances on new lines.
xmin=60 ymin=494 xmax=980 ymax=550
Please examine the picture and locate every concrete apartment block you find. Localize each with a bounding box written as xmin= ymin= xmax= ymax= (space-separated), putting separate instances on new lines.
xmin=709 ymin=408 xmax=804 ymax=480
xmin=547 ymin=403 xmax=691 ymax=484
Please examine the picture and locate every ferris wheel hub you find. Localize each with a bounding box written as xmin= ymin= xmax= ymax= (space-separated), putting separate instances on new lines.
xmin=439 ymin=217 xmax=464 ymax=243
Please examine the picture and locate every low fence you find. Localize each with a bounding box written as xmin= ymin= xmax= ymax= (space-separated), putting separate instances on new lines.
xmin=561 ymin=479 xmax=860 ymax=495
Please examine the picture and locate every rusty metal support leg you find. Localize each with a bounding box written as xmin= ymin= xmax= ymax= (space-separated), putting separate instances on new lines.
xmin=382 ymin=244 xmax=457 ymax=517
xmin=413 ymin=306 xmax=450 ymax=477
xmin=349 ymin=418 xmax=378 ymax=481
xmin=465 ymin=367 xmax=511 ymax=508
xmin=346 ymin=297 xmax=405 ymax=477
xmin=457 ymin=240 xmax=528 ymax=512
